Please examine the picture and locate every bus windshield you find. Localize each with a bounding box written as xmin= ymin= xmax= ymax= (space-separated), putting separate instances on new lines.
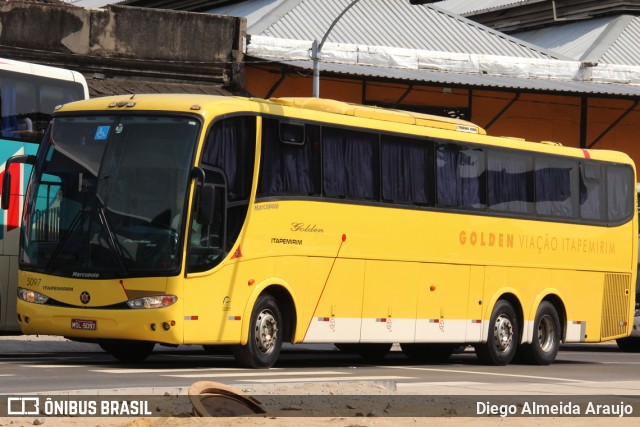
xmin=21 ymin=114 xmax=200 ymax=279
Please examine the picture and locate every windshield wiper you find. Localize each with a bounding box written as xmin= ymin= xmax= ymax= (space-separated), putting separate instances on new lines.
xmin=46 ymin=207 xmax=89 ymax=272
xmin=97 ymin=206 xmax=128 ymax=276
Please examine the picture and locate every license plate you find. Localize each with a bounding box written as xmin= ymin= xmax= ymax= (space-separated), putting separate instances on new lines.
xmin=71 ymin=319 xmax=96 ymax=331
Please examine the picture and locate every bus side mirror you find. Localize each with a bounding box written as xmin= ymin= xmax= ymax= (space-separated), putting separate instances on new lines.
xmin=197 ymin=185 xmax=216 ymax=225
xmin=1 ymin=154 xmax=36 ymax=210
xmin=1 ymin=171 xmax=12 ymax=210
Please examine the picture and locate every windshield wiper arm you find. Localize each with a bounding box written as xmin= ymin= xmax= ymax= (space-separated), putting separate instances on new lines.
xmin=46 ymin=208 xmax=88 ymax=272
xmin=97 ymin=207 xmax=128 ymax=276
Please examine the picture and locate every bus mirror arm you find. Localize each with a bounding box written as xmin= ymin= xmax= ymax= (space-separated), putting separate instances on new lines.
xmin=1 ymin=154 xmax=35 ymax=210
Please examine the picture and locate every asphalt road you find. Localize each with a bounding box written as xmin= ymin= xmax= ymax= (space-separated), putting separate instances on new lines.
xmin=1 ymin=336 xmax=639 ymax=397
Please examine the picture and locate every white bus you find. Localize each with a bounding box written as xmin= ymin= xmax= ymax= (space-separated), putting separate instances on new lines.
xmin=0 ymin=57 xmax=88 ymax=333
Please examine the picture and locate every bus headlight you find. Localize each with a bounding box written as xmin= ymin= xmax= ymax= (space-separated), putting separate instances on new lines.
xmin=18 ymin=288 xmax=49 ymax=304
xmin=127 ymin=295 xmax=177 ymax=309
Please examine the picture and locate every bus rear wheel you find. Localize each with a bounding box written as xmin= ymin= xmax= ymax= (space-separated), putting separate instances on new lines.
xmin=100 ymin=340 xmax=155 ymax=363
xmin=233 ymin=294 xmax=283 ymax=369
xmin=475 ymin=300 xmax=519 ymax=365
xmin=400 ymin=343 xmax=455 ymax=363
xmin=520 ymin=301 xmax=561 ymax=365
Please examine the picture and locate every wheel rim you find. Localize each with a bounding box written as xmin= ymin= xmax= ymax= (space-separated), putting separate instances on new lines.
xmin=493 ymin=314 xmax=514 ymax=353
xmin=537 ymin=314 xmax=555 ymax=353
xmin=254 ymin=309 xmax=278 ymax=354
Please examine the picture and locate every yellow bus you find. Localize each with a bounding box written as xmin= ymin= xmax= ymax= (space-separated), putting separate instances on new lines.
xmin=2 ymin=94 xmax=637 ymax=368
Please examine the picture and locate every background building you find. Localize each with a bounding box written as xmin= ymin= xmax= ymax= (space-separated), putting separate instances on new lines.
xmin=5 ymin=0 xmax=640 ymax=164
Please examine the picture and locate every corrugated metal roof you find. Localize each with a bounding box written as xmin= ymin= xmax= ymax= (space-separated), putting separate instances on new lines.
xmin=250 ymin=0 xmax=565 ymax=59
xmin=279 ymin=59 xmax=640 ymax=97
xmin=431 ymin=0 xmax=535 ymax=16
xmin=600 ymin=16 xmax=640 ymax=66
xmin=514 ymin=15 xmax=640 ymax=66
xmin=514 ymin=18 xmax=613 ymax=61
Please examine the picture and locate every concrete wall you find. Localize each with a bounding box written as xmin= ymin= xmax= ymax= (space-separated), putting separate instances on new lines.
xmin=0 ymin=1 xmax=245 ymax=84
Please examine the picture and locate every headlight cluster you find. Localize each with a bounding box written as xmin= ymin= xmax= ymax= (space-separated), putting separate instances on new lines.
xmin=17 ymin=288 xmax=49 ymax=304
xmin=127 ymin=295 xmax=177 ymax=309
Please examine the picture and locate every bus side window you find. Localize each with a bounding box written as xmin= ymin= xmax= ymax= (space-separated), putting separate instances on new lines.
xmin=579 ymin=163 xmax=603 ymax=221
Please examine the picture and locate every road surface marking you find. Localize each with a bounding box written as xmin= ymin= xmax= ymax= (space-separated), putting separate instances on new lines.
xmin=91 ymin=367 xmax=260 ymax=374
xmin=165 ymin=370 xmax=346 ymax=378
xmin=386 ymin=366 xmax=588 ymax=383
xmin=238 ymin=375 xmax=413 ymax=383
xmin=22 ymin=365 xmax=88 ymax=368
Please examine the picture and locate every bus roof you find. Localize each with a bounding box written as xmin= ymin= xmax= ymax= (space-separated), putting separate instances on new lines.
xmin=0 ymin=57 xmax=87 ymax=86
xmin=54 ymin=94 xmax=634 ymax=166
xmin=265 ymin=97 xmax=486 ymax=135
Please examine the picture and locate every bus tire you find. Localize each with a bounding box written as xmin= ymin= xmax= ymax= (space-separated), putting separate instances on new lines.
xmin=100 ymin=341 xmax=155 ymax=363
xmin=233 ymin=294 xmax=282 ymax=369
xmin=521 ymin=301 xmax=561 ymax=365
xmin=400 ymin=343 xmax=455 ymax=363
xmin=475 ymin=300 xmax=519 ymax=365
xmin=334 ymin=343 xmax=391 ymax=361
xmin=616 ymin=337 xmax=640 ymax=352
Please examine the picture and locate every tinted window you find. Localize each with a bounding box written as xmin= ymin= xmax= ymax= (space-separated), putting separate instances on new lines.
xmin=323 ymin=127 xmax=378 ymax=200
xmin=580 ymin=163 xmax=603 ymax=221
xmin=535 ymin=158 xmax=577 ymax=217
xmin=381 ymin=135 xmax=432 ymax=205
xmin=607 ymin=165 xmax=634 ymax=222
xmin=1 ymin=71 xmax=84 ymax=142
xmin=258 ymin=119 xmax=321 ymax=196
xmin=437 ymin=143 xmax=485 ymax=209
xmin=488 ymin=151 xmax=533 ymax=213
xmin=201 ymin=116 xmax=256 ymax=202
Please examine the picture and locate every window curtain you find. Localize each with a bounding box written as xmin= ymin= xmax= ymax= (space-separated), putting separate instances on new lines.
xmin=259 ymin=120 xmax=319 ymax=195
xmin=437 ymin=145 xmax=484 ymax=208
xmin=323 ymin=128 xmax=376 ymax=200
xmin=488 ymin=153 xmax=532 ymax=213
xmin=381 ymin=138 xmax=430 ymax=204
xmin=535 ymin=163 xmax=574 ymax=216
xmin=580 ymin=165 xmax=603 ymax=220
xmin=202 ymin=118 xmax=255 ymax=201
xmin=607 ymin=166 xmax=633 ymax=222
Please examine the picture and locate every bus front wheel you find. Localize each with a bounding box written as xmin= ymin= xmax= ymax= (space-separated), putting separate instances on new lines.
xmin=100 ymin=341 xmax=155 ymax=363
xmin=233 ymin=294 xmax=283 ymax=369
xmin=475 ymin=300 xmax=519 ymax=365
xmin=520 ymin=301 xmax=561 ymax=365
